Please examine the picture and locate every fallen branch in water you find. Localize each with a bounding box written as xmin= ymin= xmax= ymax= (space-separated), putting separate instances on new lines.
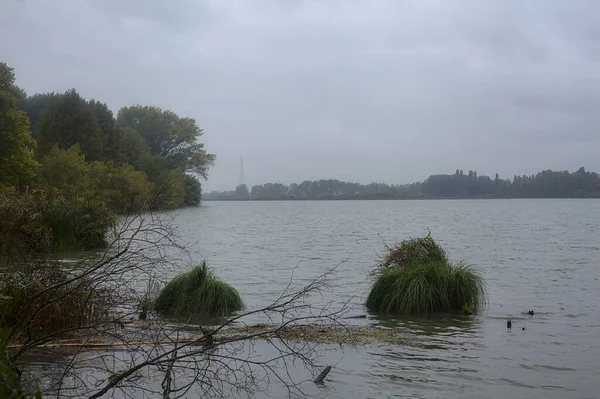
xmin=314 ymin=365 xmax=331 ymax=383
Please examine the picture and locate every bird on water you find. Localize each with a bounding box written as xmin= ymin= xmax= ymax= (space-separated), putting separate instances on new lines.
xmin=528 ymin=310 xmax=534 ymax=316
xmin=507 ymin=319 xmax=512 ymax=329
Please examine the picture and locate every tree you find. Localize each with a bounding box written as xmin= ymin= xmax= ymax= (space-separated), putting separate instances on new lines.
xmin=0 ymin=62 xmax=39 ymax=188
xmin=37 ymin=89 xmax=105 ymax=162
xmin=184 ymin=174 xmax=202 ymax=206
xmin=37 ymin=144 xmax=153 ymax=213
xmin=117 ymin=105 xmax=215 ymax=178
xmin=117 ymin=127 xmax=150 ymax=166
xmin=235 ymin=184 xmax=250 ymax=199
xmin=18 ymin=92 xmax=56 ymax=138
xmin=36 ymin=144 xmax=89 ymax=193
xmin=88 ymin=99 xmax=120 ymax=161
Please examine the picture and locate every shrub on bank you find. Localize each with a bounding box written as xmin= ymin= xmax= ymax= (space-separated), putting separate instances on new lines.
xmin=366 ymin=235 xmax=485 ymax=315
xmin=154 ymin=262 xmax=244 ymax=316
xmin=0 ymin=264 xmax=112 ymax=338
xmin=0 ymin=187 xmax=115 ymax=256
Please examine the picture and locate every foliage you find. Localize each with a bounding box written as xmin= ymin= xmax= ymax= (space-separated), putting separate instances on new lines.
xmin=0 ymin=187 xmax=115 ymax=256
xmin=36 ymin=89 xmax=105 ymax=162
xmin=184 ymin=174 xmax=202 ymax=206
xmin=117 ymin=105 xmax=216 ymax=177
xmin=116 ymin=127 xmax=150 ymax=167
xmin=36 ymin=144 xmax=89 ymax=191
xmin=372 ymin=233 xmax=448 ymax=276
xmin=37 ymin=145 xmax=152 ymax=213
xmin=0 ymin=264 xmax=112 ymax=338
xmin=0 ymin=62 xmax=39 ymax=189
xmin=42 ymin=195 xmax=115 ymax=251
xmin=149 ymin=168 xmax=186 ymax=210
xmin=3 ymin=63 xmax=215 ymax=211
xmin=154 ymin=262 xmax=244 ymax=316
xmin=365 ymin=260 xmax=486 ymax=315
xmin=18 ymin=92 xmax=56 ymax=139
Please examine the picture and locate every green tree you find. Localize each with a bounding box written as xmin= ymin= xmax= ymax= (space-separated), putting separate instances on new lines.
xmin=37 ymin=144 xmax=89 ymax=194
xmin=184 ymin=174 xmax=202 ymax=206
xmin=37 ymin=89 xmax=105 ymax=161
xmin=151 ymin=168 xmax=185 ymax=209
xmin=117 ymin=127 xmax=150 ymax=166
xmin=0 ymin=62 xmax=39 ymax=188
xmin=117 ymin=105 xmax=215 ymax=177
xmin=18 ymin=92 xmax=56 ymax=138
xmin=88 ymin=99 xmax=120 ymax=161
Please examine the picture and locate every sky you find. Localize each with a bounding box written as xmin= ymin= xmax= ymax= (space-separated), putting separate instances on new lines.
xmin=1 ymin=0 xmax=599 ymax=191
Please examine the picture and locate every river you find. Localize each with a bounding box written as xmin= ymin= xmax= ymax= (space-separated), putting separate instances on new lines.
xmin=29 ymin=199 xmax=600 ymax=398
xmin=167 ymin=199 xmax=599 ymax=399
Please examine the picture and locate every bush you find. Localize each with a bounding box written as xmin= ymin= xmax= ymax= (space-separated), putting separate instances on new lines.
xmin=0 ymin=187 xmax=115 ymax=256
xmin=154 ymin=262 xmax=243 ymax=316
xmin=0 ymin=264 xmax=112 ymax=338
xmin=37 ymin=145 xmax=153 ymax=214
xmin=366 ymin=235 xmax=485 ymax=315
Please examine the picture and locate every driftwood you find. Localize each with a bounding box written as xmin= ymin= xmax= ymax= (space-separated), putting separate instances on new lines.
xmin=342 ymin=314 xmax=367 ymax=319
xmin=314 ymin=365 xmax=331 ymax=383
xmin=7 ymin=338 xmax=207 ymax=349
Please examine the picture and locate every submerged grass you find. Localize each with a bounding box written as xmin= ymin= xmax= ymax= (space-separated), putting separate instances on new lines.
xmin=366 ymin=260 xmax=486 ymax=314
xmin=154 ymin=262 xmax=244 ymax=316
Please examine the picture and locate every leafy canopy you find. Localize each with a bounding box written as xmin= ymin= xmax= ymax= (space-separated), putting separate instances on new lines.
xmin=36 ymin=89 xmax=105 ymax=162
xmin=0 ymin=62 xmax=39 ymax=188
xmin=117 ymin=105 xmax=215 ymax=178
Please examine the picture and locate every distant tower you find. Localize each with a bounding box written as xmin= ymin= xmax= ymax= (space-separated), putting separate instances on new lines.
xmin=239 ymin=157 xmax=245 ymax=186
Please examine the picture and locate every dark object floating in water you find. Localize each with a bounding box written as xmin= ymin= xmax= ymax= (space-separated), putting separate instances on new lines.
xmin=343 ymin=314 xmax=367 ymax=319
xmin=522 ymin=327 xmax=526 ymax=330
xmin=507 ymin=319 xmax=512 ymax=329
xmin=528 ymin=310 xmax=534 ymax=316
xmin=314 ymin=365 xmax=332 ymax=383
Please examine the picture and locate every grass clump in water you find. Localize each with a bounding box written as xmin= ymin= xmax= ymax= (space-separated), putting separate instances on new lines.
xmin=154 ymin=262 xmax=244 ymax=316
xmin=366 ymin=235 xmax=485 ymax=315
xmin=372 ymin=232 xmax=447 ymax=276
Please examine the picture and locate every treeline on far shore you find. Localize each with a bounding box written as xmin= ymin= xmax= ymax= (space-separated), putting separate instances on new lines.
xmin=204 ymin=168 xmax=600 ymax=201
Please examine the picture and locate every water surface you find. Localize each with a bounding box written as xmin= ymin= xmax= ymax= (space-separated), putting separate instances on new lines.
xmin=167 ymin=199 xmax=600 ymax=398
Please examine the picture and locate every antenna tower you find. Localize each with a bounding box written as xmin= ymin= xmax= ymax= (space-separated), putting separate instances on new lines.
xmin=239 ymin=157 xmax=245 ymax=186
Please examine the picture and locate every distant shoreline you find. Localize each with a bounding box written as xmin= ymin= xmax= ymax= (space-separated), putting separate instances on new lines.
xmin=203 ymin=196 xmax=599 ymax=201
xmin=204 ymin=168 xmax=600 ymax=201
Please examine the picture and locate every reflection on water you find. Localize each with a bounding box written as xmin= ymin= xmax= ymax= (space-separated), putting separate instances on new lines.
xmin=24 ymin=200 xmax=600 ymax=398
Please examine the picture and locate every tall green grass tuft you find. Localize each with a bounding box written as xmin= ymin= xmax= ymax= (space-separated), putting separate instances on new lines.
xmin=366 ymin=234 xmax=486 ymax=315
xmin=154 ymin=262 xmax=244 ymax=316
xmin=372 ymin=232 xmax=448 ymax=277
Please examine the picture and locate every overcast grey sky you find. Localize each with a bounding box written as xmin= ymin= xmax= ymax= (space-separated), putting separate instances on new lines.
xmin=1 ymin=0 xmax=599 ymax=190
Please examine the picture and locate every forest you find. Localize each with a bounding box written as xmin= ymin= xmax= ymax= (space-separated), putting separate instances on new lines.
xmin=205 ymin=168 xmax=600 ymax=200
xmin=0 ymin=62 xmax=215 ymax=214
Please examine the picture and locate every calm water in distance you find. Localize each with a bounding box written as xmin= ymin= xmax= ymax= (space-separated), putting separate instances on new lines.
xmin=168 ymin=199 xmax=600 ymax=399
